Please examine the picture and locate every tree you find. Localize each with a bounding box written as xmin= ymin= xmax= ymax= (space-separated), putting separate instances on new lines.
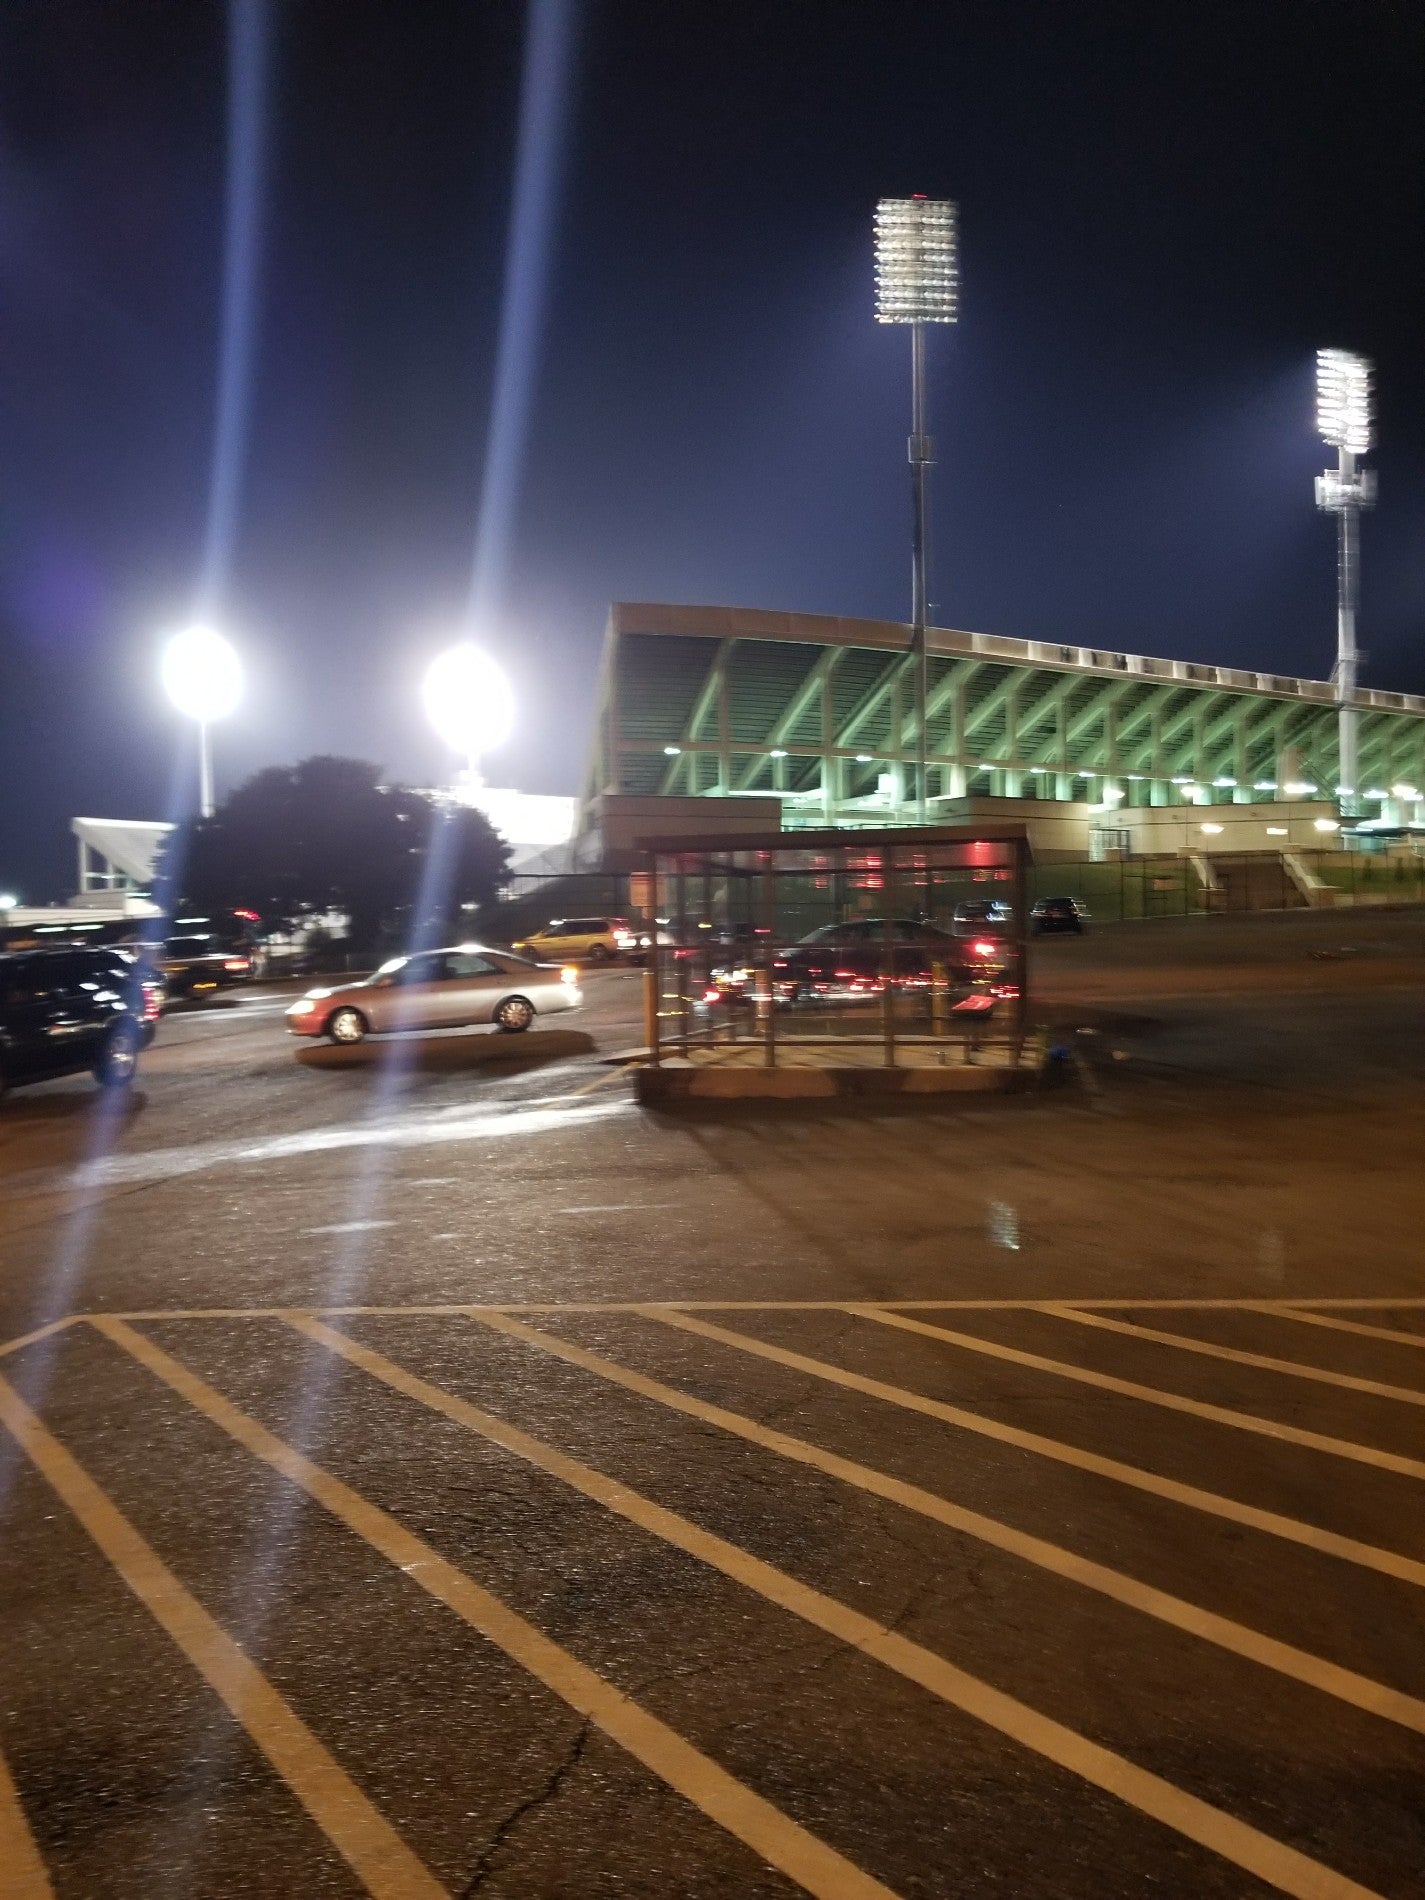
xmin=159 ymin=756 xmax=511 ymax=950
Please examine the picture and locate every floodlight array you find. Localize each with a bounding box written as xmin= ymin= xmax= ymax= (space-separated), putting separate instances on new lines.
xmin=1316 ymin=348 xmax=1372 ymax=455
xmin=874 ymin=197 xmax=958 ymax=323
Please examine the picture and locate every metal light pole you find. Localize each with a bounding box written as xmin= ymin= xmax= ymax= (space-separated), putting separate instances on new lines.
xmin=1314 ymin=350 xmax=1375 ymax=817
xmin=875 ymin=196 xmax=958 ymax=823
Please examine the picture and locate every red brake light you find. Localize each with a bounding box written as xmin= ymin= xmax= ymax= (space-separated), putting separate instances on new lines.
xmin=971 ymin=939 xmax=997 ymax=957
xmin=223 ymin=958 xmax=250 ymax=972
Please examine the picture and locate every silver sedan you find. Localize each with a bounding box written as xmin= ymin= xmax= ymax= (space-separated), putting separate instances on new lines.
xmin=285 ymin=946 xmax=583 ymax=1044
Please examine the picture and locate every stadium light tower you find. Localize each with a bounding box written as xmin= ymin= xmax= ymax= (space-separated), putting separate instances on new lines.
xmin=1314 ymin=349 xmax=1376 ymax=815
xmin=161 ymin=625 xmax=243 ymax=817
xmin=875 ymin=196 xmax=958 ymax=822
xmin=422 ymin=644 xmax=514 ymax=798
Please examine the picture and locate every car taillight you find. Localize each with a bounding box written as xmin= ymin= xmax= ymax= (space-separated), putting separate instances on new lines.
xmin=971 ymin=939 xmax=997 ymax=958
xmin=223 ymin=957 xmax=250 ymax=972
xmin=141 ymin=986 xmax=161 ymax=1020
xmin=702 ymin=988 xmax=720 ymax=1005
xmin=561 ymin=966 xmax=579 ymax=985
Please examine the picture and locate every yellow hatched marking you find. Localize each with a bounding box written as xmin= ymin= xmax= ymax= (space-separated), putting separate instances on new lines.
xmin=847 ymin=1306 xmax=1425 ymax=1482
xmin=1041 ymin=1305 xmax=1425 ymax=1407
xmin=640 ymin=1309 xmax=1425 ymax=1589
xmin=0 ymin=1369 xmax=443 ymax=1900
xmin=94 ymin=1318 xmax=894 ymax=1900
xmin=1252 ymin=1307 xmax=1425 ymax=1352
xmin=296 ymin=1316 xmax=1383 ymax=1900
xmin=0 ymin=1744 xmax=53 ymax=1900
xmin=467 ymin=1311 xmax=1425 ymax=1738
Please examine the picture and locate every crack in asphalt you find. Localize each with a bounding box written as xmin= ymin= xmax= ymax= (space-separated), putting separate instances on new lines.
xmin=457 ymin=1716 xmax=593 ymax=1896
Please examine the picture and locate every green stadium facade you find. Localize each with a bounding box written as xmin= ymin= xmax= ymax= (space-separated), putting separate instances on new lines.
xmin=577 ymin=602 xmax=1425 ymax=865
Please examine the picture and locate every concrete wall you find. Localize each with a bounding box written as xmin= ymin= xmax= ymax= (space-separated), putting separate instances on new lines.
xmin=579 ymin=794 xmax=784 ymax=871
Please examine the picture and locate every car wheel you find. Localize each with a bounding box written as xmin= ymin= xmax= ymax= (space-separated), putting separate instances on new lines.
xmin=326 ymin=1007 xmax=369 ymax=1045
xmin=586 ymin=943 xmax=610 ymax=963
xmin=94 ymin=1025 xmax=140 ymax=1088
xmin=494 ymin=995 xmax=535 ymax=1033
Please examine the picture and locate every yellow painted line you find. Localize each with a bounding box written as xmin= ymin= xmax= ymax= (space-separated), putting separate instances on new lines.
xmin=641 ymin=1310 xmax=1425 ymax=1589
xmin=1041 ymin=1304 xmax=1425 ymax=1407
xmin=846 ymin=1306 xmax=1425 ymax=1483
xmin=96 ymin=1319 xmax=894 ymax=1900
xmin=1253 ymin=1307 xmax=1425 ymax=1352
xmin=299 ymin=1317 xmax=1383 ymax=1900
xmin=54 ymin=1297 xmax=1425 ymax=1323
xmin=0 ymin=1745 xmax=53 ymax=1900
xmin=0 ymin=1367 xmax=443 ymax=1900
xmin=0 ymin=1317 xmax=77 ymax=1361
xmin=466 ymin=1311 xmax=1425 ymax=1738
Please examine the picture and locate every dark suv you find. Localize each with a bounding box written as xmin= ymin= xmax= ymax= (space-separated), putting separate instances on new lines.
xmin=0 ymin=948 xmax=161 ymax=1098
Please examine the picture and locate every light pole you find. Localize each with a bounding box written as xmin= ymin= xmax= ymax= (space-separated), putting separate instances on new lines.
xmin=161 ymin=626 xmax=243 ymax=817
xmin=1314 ymin=349 xmax=1375 ymax=818
xmin=422 ymin=644 xmax=514 ymax=797
xmin=875 ymin=196 xmax=958 ymax=822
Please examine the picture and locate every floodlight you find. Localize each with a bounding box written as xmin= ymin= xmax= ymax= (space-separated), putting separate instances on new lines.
xmin=874 ymin=194 xmax=959 ymax=823
xmin=874 ymin=198 xmax=958 ymax=323
xmin=1314 ymin=349 xmax=1376 ymax=815
xmin=162 ymin=626 xmax=242 ymax=725
xmin=1315 ymin=349 xmax=1372 ymax=455
xmin=161 ymin=626 xmax=242 ymax=816
xmin=422 ymin=645 xmax=514 ymax=774
xmin=0 ymin=892 xmax=17 ymax=910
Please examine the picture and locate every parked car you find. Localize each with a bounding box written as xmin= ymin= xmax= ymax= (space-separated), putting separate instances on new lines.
xmin=951 ymin=899 xmax=1014 ymax=935
xmin=1031 ymin=896 xmax=1088 ymax=934
xmin=0 ymin=947 xmax=162 ymax=1098
xmin=511 ymin=917 xmax=629 ymax=963
xmin=285 ymin=945 xmax=583 ymax=1043
xmin=154 ymin=930 xmax=257 ymax=997
xmin=706 ymin=916 xmax=976 ymax=1009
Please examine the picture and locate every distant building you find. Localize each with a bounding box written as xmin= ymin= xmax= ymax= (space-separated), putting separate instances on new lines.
xmin=1 ymin=818 xmax=171 ymax=932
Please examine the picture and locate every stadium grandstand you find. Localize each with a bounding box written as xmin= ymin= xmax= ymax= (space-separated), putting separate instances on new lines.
xmin=576 ymin=602 xmax=1425 ymax=867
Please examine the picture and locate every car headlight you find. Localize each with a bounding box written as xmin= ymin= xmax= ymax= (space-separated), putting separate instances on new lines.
xmin=287 ymin=998 xmax=319 ymax=1016
xmin=560 ymin=966 xmax=579 ymax=986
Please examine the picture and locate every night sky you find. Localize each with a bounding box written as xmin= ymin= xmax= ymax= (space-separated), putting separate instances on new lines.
xmin=2 ymin=1 xmax=1422 ymax=900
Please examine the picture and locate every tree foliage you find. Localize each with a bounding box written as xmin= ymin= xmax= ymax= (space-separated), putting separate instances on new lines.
xmin=160 ymin=756 xmax=511 ymax=949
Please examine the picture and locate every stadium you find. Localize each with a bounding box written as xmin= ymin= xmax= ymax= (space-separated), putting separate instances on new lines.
xmin=574 ymin=602 xmax=1425 ymax=890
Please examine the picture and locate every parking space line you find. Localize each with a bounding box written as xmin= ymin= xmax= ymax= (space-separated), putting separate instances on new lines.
xmin=30 ymin=1297 xmax=1425 ymax=1327
xmin=847 ymin=1306 xmax=1425 ymax=1482
xmin=1039 ymin=1305 xmax=1425 ymax=1406
xmin=95 ymin=1319 xmax=896 ymax=1900
xmin=0 ymin=1318 xmax=76 ymax=1362
xmin=1252 ymin=1307 xmax=1425 ymax=1351
xmin=642 ymin=1310 xmax=1425 ymax=1588
xmin=292 ymin=1317 xmax=1382 ymax=1900
xmin=0 ymin=1366 xmax=445 ymax=1900
xmin=469 ymin=1311 xmax=1425 ymax=1736
xmin=0 ymin=1745 xmax=53 ymax=1900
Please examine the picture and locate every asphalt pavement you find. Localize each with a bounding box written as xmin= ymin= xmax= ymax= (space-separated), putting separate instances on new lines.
xmin=1 ymin=915 xmax=1423 ymax=1898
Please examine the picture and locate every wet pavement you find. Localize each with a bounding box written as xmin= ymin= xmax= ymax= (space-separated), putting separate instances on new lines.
xmin=1 ymin=916 xmax=1423 ymax=1897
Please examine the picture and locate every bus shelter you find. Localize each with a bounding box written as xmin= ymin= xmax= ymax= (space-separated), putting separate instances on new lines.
xmin=639 ymin=825 xmax=1032 ymax=1087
